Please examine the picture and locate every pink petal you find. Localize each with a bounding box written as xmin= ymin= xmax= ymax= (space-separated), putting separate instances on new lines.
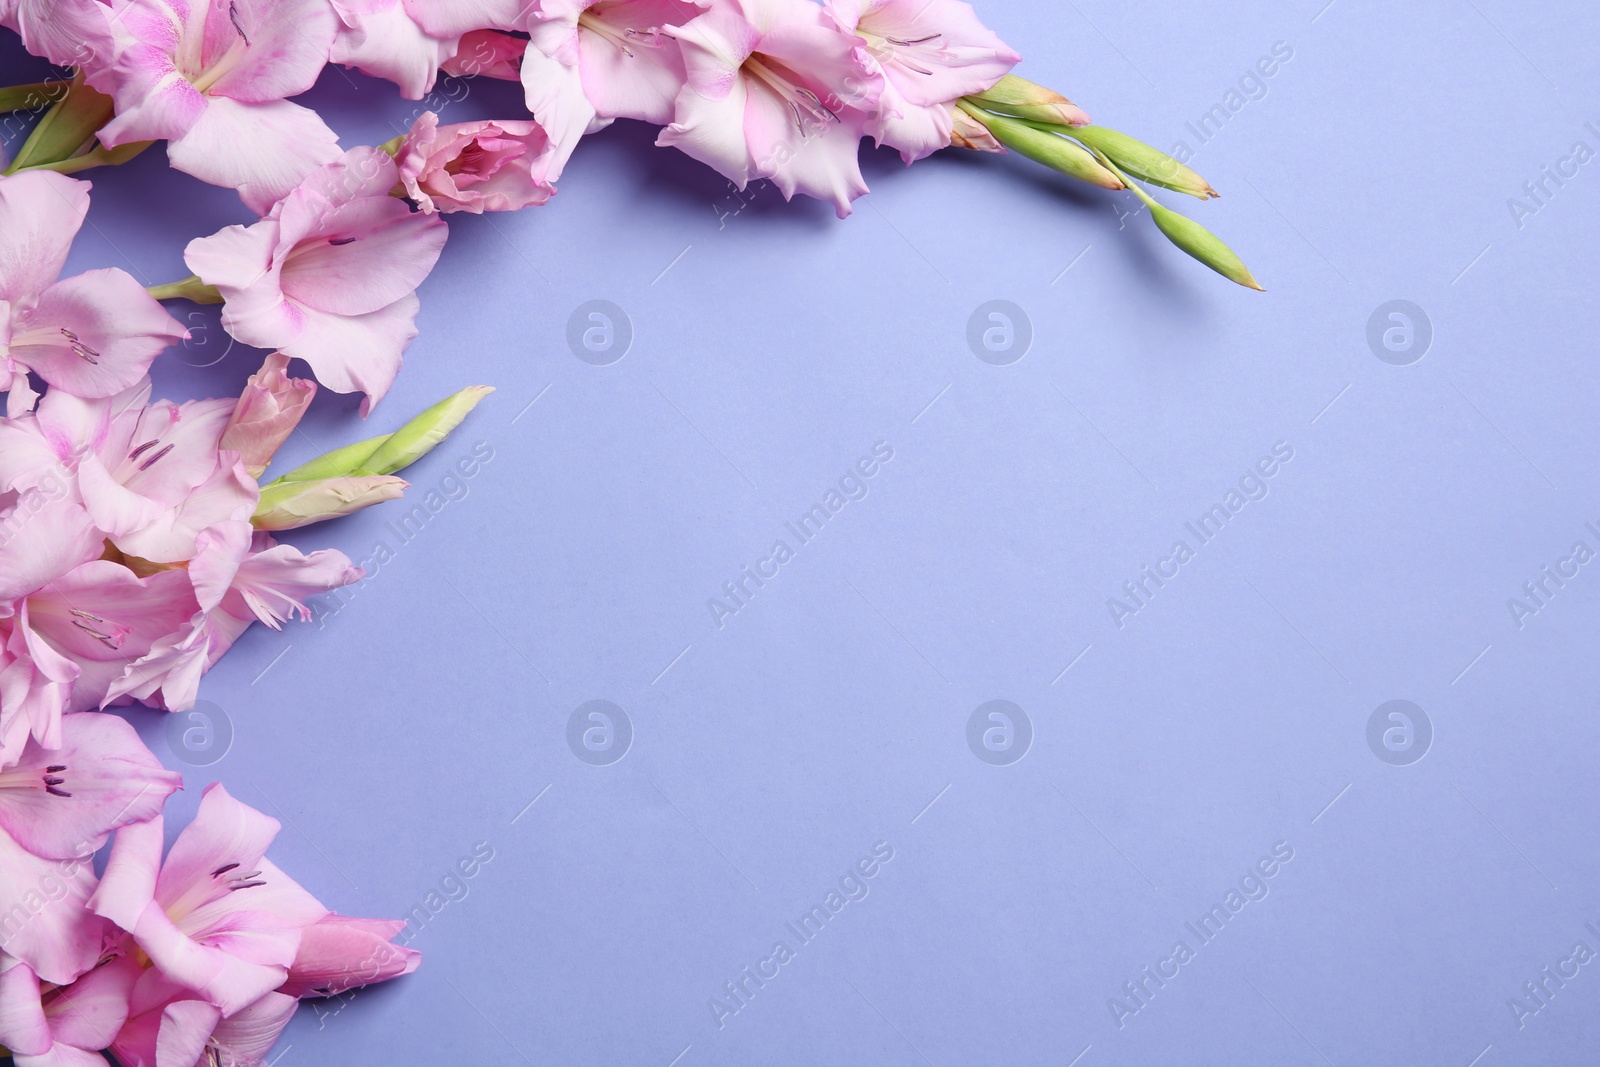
xmin=154 ymin=784 xmax=278 ymax=909
xmin=204 ymin=0 xmax=339 ymax=103
xmin=166 ymin=97 xmax=342 ymax=214
xmin=0 ymin=172 xmax=89 ymax=304
xmin=405 ymin=0 xmax=526 ymax=37
xmin=208 ymin=991 xmax=297 ymax=1062
xmin=43 ymin=955 xmax=139 ymax=1052
xmin=0 ymin=828 xmax=106 ymax=986
xmin=657 ymin=76 xmax=754 ymax=189
xmin=279 ymin=294 xmax=421 ymax=410
xmin=0 ymin=494 xmax=102 ymax=603
xmin=87 ymin=812 xmax=164 ymax=933
xmin=331 ymin=2 xmax=458 ymax=100
xmin=0 ymin=963 xmax=51 ymax=1057
xmin=11 ymin=270 xmax=189 ymax=398
xmin=519 ymin=45 xmax=604 ymax=179
xmin=276 ymin=198 xmax=447 ymax=317
xmin=280 ymin=915 xmax=419 ymax=997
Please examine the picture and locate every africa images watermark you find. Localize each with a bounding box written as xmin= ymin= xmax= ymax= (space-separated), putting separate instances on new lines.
xmin=1108 ymin=840 xmax=1296 ymax=1029
xmin=1506 ymin=121 xmax=1600 ymax=231
xmin=707 ymin=841 xmax=896 ymax=1029
xmin=1107 ymin=441 xmax=1295 ymax=628
xmin=1505 ymin=520 xmax=1600 ymax=630
xmin=308 ymin=440 xmax=495 ymax=628
xmin=706 ymin=440 xmax=895 ymax=630
xmin=1505 ymin=918 xmax=1600 ymax=1031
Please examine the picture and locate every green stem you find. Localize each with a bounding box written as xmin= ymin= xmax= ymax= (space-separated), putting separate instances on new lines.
xmin=0 ymin=80 xmax=68 ymax=114
xmin=147 ymin=275 xmax=224 ymax=303
xmin=21 ymin=139 xmax=154 ymax=174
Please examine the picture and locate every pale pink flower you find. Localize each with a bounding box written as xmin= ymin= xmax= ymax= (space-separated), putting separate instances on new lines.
xmin=659 ymin=0 xmax=882 ymax=217
xmin=396 ymin=112 xmax=558 ymax=214
xmin=109 ymin=522 xmax=362 ymax=712
xmin=93 ymin=0 xmax=344 ymax=212
xmin=0 ymin=828 xmax=109 ymax=984
xmin=441 ymin=28 xmax=529 ymax=80
xmin=518 ymin=0 xmax=703 ymax=172
xmin=0 ymin=379 xmax=258 ymax=564
xmin=404 ymin=0 xmax=528 ymax=37
xmin=220 ymin=354 xmax=317 ymax=480
xmin=0 ymin=956 xmax=139 ymax=1064
xmin=112 ymin=979 xmax=299 ymax=1067
xmin=0 ymin=172 xmax=188 ymax=400
xmin=90 ymin=783 xmax=330 ymax=1017
xmin=279 ymin=915 xmax=420 ymax=997
xmin=0 ymin=712 xmax=180 ymax=856
xmin=826 ymin=0 xmax=1019 ymax=162
xmin=330 ymin=0 xmax=461 ymax=101
xmin=184 ymin=148 xmax=449 ymax=412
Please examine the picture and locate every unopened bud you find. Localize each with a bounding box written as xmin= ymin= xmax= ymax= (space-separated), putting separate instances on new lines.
xmin=221 ymin=353 xmax=317 ymax=478
xmin=1067 ymin=126 xmax=1217 ymax=200
xmin=959 ymin=104 xmax=1122 ymax=190
xmin=965 ymin=75 xmax=1091 ymax=127
xmin=252 ymin=476 xmax=409 ymax=531
xmin=951 ymin=106 xmax=1004 ymax=153
xmin=360 ymin=386 xmax=493 ymax=476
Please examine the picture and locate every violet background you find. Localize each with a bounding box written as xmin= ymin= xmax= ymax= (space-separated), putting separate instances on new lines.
xmin=5 ymin=0 xmax=1600 ymax=1063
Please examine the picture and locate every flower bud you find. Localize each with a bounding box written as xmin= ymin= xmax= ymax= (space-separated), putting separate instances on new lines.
xmin=959 ymin=105 xmax=1122 ymax=190
xmin=1066 ymin=126 xmax=1217 ymax=200
xmin=965 ymin=75 xmax=1091 ymax=127
xmin=360 ymin=385 xmax=493 ymax=476
xmin=221 ymin=354 xmax=317 ymax=478
xmin=279 ymin=915 xmax=421 ymax=998
xmin=270 ymin=435 xmax=393 ymax=484
xmin=1145 ymin=203 xmax=1263 ymax=290
xmin=951 ymin=106 xmax=1004 ymax=153
xmin=252 ymin=476 xmax=408 ymax=531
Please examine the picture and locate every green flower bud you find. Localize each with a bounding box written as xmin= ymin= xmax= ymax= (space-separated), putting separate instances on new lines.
xmin=966 ymin=75 xmax=1092 ymax=127
xmin=360 ymin=385 xmax=494 ymax=476
xmin=253 ymin=476 xmax=409 ymax=531
xmin=4 ymin=74 xmax=113 ymax=174
xmin=957 ymin=103 xmax=1122 ymax=191
xmin=267 ymin=435 xmax=394 ymax=485
xmin=1064 ymin=125 xmax=1218 ymax=200
xmin=1145 ymin=203 xmax=1264 ymax=290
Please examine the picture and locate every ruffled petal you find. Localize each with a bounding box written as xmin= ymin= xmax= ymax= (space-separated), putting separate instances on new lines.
xmin=166 ymin=97 xmax=342 ymax=213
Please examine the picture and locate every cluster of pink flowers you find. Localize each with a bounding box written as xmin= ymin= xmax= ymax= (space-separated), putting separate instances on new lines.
xmin=0 ymin=728 xmax=417 ymax=1065
xmin=3 ymin=0 xmax=1021 ymax=218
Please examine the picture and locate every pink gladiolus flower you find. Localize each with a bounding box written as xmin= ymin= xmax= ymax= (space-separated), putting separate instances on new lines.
xmin=0 ymin=819 xmax=110 ymax=984
xmin=441 ymin=28 xmax=529 ymax=80
xmin=90 ymin=783 xmax=330 ymax=1017
xmin=518 ymin=0 xmax=704 ymax=172
xmin=279 ymin=915 xmax=420 ymax=997
xmin=0 ymin=712 xmax=180 ymax=855
xmin=93 ymin=0 xmax=343 ymax=212
xmin=396 ymin=112 xmax=558 ymax=214
xmin=330 ymin=0 xmax=461 ymax=101
xmin=0 ymin=380 xmax=258 ymax=565
xmin=659 ymin=0 xmax=883 ymax=218
xmin=112 ymin=980 xmax=299 ymax=1067
xmin=0 ymin=956 xmax=139 ymax=1064
xmin=184 ymin=148 xmax=449 ymax=412
xmin=220 ymin=354 xmax=317 ymax=480
xmin=0 ymin=173 xmax=188 ymax=400
xmin=826 ymin=0 xmax=1019 ymax=163
xmin=109 ymin=523 xmax=362 ymax=712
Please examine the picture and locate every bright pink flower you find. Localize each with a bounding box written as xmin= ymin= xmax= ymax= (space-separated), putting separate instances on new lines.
xmin=397 ymin=112 xmax=558 ymax=214
xmin=825 ymin=0 xmax=1019 ymax=163
xmin=330 ymin=0 xmax=460 ymax=100
xmin=659 ymin=0 xmax=882 ymax=218
xmin=0 ymin=956 xmax=139 ymax=1064
xmin=90 ymin=783 xmax=330 ymax=1017
xmin=441 ymin=28 xmax=528 ymax=80
xmin=92 ymin=0 xmax=343 ymax=212
xmin=220 ymin=354 xmax=317 ymax=480
xmin=0 ymin=829 xmax=108 ymax=985
xmin=184 ymin=148 xmax=449 ymax=412
xmin=519 ymin=0 xmax=703 ymax=172
xmin=0 ymin=173 xmax=188 ymax=400
xmin=279 ymin=914 xmax=420 ymax=997
xmin=0 ymin=712 xmax=179 ymax=857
